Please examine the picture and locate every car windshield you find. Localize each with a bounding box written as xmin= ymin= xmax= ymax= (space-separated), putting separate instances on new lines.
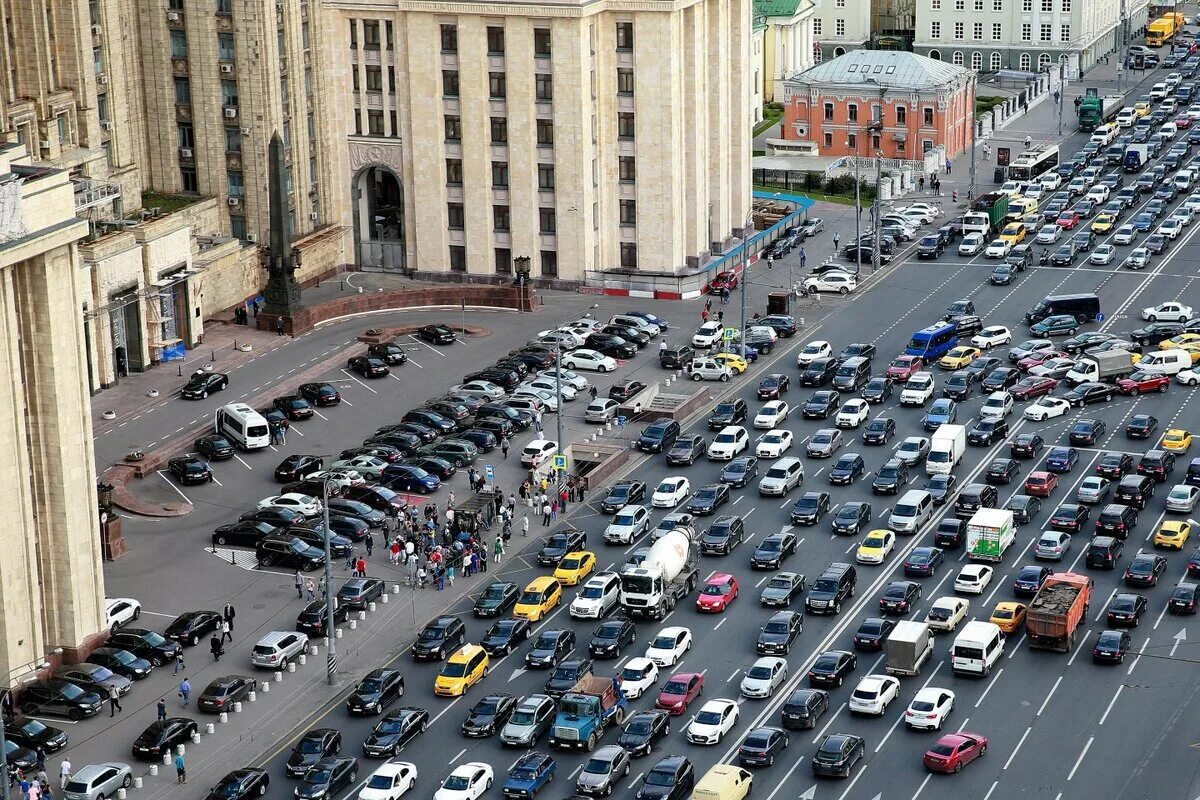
xmin=626 ymin=718 xmax=653 ymax=735
xmin=747 ymin=665 xmax=774 ymax=679
xmin=621 ymin=666 xmax=648 ymax=682
xmin=662 ymin=680 xmax=688 ymax=694
xmin=645 ymin=769 xmax=677 ymax=787
xmin=701 ymin=584 xmax=727 ymax=595
xmin=759 ymin=539 xmax=783 ymax=553
xmin=764 ymin=620 xmax=791 ymax=633
xmin=812 ymin=434 xmax=833 ymax=445
xmin=695 ymin=710 xmax=724 ymax=724
xmin=444 ymin=776 xmax=471 ymax=791
xmin=715 ymin=433 xmax=738 ymax=444
xmin=697 ymin=488 xmax=719 ymax=500
xmin=376 ymin=718 xmax=406 ymax=733
xmin=653 ymin=635 xmax=678 ymax=649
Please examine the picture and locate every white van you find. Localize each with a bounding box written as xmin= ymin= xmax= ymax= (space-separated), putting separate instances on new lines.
xmin=1140 ymin=349 xmax=1193 ymax=375
xmin=215 ymin=403 xmax=270 ymax=450
xmin=951 ymin=621 xmax=1005 ymax=677
xmin=888 ymin=489 xmax=934 ymax=534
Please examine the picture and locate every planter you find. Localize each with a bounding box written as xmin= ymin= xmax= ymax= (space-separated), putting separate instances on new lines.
xmin=146 ymin=389 xmax=159 ymax=398
xmin=125 ymin=451 xmax=145 ymax=463
xmin=102 ymin=410 xmax=117 ymax=420
xmin=239 ymin=344 xmax=252 ymax=352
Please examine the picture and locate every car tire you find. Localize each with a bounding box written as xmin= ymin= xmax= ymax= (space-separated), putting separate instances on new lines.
xmin=201 ymin=390 xmax=209 ymax=400
xmin=68 ymin=708 xmax=82 ymax=721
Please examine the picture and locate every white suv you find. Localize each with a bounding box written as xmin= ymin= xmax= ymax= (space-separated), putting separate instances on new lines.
xmin=570 ymin=572 xmax=621 ymax=618
xmin=899 ymin=372 xmax=936 ymax=407
xmin=707 ymin=425 xmax=749 ymax=460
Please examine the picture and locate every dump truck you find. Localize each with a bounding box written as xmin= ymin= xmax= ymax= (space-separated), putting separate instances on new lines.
xmin=1027 ymin=572 xmax=1093 ymax=652
xmin=927 ymin=424 xmax=967 ymax=475
xmin=548 ymin=675 xmax=630 ymax=751
xmin=618 ymin=527 xmax=699 ymax=619
xmin=965 ymin=508 xmax=1015 ymax=562
xmin=1077 ymin=88 xmax=1123 ymax=132
xmin=884 ymin=620 xmax=936 ymax=677
xmin=1065 ymin=349 xmax=1135 ymax=385
xmin=962 ymin=192 xmax=1010 ymax=236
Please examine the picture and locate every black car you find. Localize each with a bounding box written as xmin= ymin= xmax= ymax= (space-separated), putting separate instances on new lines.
xmin=345 ymin=668 xmax=406 ymax=717
xmin=86 ymin=648 xmax=151 ymax=681
xmin=861 ymin=377 xmax=893 ymax=403
xmin=589 ymin=618 xmax=636 ymax=659
xmin=934 ymin=518 xmax=967 ymax=548
xmin=638 ymin=421 xmax=680 ymax=453
xmin=481 ymin=618 xmax=532 ymax=657
xmin=967 ymin=418 xmax=1008 ymax=446
xmin=467 ymin=369 xmax=521 ymax=392
xmin=1069 ymin=418 xmax=1106 ymax=445
xmin=1007 ymin=494 xmax=1043 ymax=525
xmin=205 ymin=769 xmax=270 ymax=800
xmin=402 ymin=409 xmax=455 ymax=434
xmin=418 ymin=324 xmax=456 ymax=344
xmin=163 ymin=610 xmax=223 ymax=647
xmin=367 ymin=342 xmax=409 ymax=365
xmin=1124 ymin=553 xmax=1168 ymax=586
xmin=871 ymin=459 xmax=908 ymax=495
xmin=196 ymin=675 xmax=255 ymax=713
xmin=943 ymin=371 xmax=976 ymax=401
xmin=800 ymin=359 xmax=837 ymax=386
xmin=462 ymin=693 xmax=518 ymax=738
xmin=852 ymin=617 xmax=896 ymax=652
xmin=1126 ymin=414 xmax=1159 ymax=439
xmin=981 ymin=367 xmax=1020 ymax=391
xmin=903 ymin=547 xmax=944 ymax=577
xmin=296 ymin=599 xmax=350 ymax=637
xmin=398 ymin=456 xmax=455 ymax=480
xmin=366 ymin=432 xmax=421 ymax=456
xmin=295 ymin=757 xmax=358 ymax=800
xmin=456 ymin=428 xmax=498 ymax=453
xmin=781 ymin=689 xmax=830 ymax=730
xmin=831 ymin=502 xmax=871 ymax=535
xmin=700 ymin=515 xmax=745 ymax=555
xmin=1131 ymin=322 xmax=1184 ymax=346
xmin=168 ymin=455 xmax=212 ymax=485
xmin=131 ymin=717 xmax=199 ymax=759
xmin=757 ymin=373 xmax=790 ymax=399
xmin=340 ymin=444 xmax=404 ymax=464
xmin=812 ymin=733 xmax=866 ymax=778
xmin=790 ymin=492 xmax=831 ymax=525
xmin=751 ymin=532 xmax=798 ymax=569
xmin=926 ymin=473 xmax=957 ymax=505
xmin=1098 ymin=452 xmax=1136 ymax=478
xmin=756 ymin=611 xmax=803 ymax=655
xmin=666 ymin=435 xmax=707 ymax=466
xmin=272 ymin=396 xmax=314 ymax=422
xmin=274 ymin=454 xmax=324 ymax=482
xmin=181 ymin=371 xmax=230 ymax=400
xmin=211 ymin=520 xmax=280 ymax=548
xmin=708 ymin=399 xmax=748 ymax=429
xmin=278 ymin=528 xmax=352 ymax=560
xmin=687 ymin=483 xmax=731 ymax=515
xmin=194 ymin=434 xmax=234 ymax=461
xmin=761 ymin=314 xmax=799 ymax=338
xmin=618 ymin=710 xmax=671 ymax=757
xmin=338 ymin=578 xmax=386 ymax=610
xmin=808 ymin=650 xmax=857 ymax=688
xmin=544 ymin=659 xmax=594 ymax=697
xmin=1013 ymin=565 xmax=1054 ymax=596
xmin=1010 ymin=433 xmax=1045 ymax=458
xmin=660 ymin=345 xmax=695 ymax=370
xmin=965 ymin=356 xmax=1003 ymax=379
xmin=803 ymin=390 xmax=841 ymax=419
xmin=879 ymin=581 xmax=922 ymax=615
xmin=239 ymin=507 xmax=305 ymax=530
xmin=299 ymin=382 xmax=342 ymax=406
xmin=526 ymin=629 xmax=576 ymax=668
xmin=1049 ymin=503 xmax=1089 ymax=532
xmin=538 ymin=529 xmax=587 ymax=565
xmin=635 ymin=755 xmax=693 ymax=800
xmin=472 ymin=416 xmax=517 ymax=440
xmin=5 ymin=717 xmax=67 ymax=752
xmin=107 ymin=628 xmax=182 ymax=666
xmin=986 ymin=458 xmax=1021 ymax=484
xmin=474 ymin=582 xmax=519 ymax=618
xmin=1106 ymin=593 xmax=1148 ymax=627
xmin=738 ymin=726 xmax=790 ymax=768
xmin=286 ymin=728 xmax=343 ymax=777
xmin=1093 ymin=629 xmax=1132 ymax=664
xmin=1170 ymin=583 xmax=1199 ymax=615
xmin=829 ymin=453 xmax=865 ymax=486
xmin=990 ymin=264 xmax=1017 ymax=285
xmin=601 ymin=480 xmax=648 ymax=513
xmin=412 ymin=616 xmax=467 ymax=661
xmin=1137 ymin=449 xmax=1177 ymax=482
xmin=862 ymin=417 xmax=896 ymax=445
xmin=719 ymin=457 xmax=759 ymax=488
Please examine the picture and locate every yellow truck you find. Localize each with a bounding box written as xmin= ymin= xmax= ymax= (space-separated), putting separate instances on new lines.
xmin=1147 ymin=13 xmax=1182 ymax=46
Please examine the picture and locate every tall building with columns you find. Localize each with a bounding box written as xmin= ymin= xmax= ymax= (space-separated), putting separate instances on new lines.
xmin=754 ymin=0 xmax=819 ymax=102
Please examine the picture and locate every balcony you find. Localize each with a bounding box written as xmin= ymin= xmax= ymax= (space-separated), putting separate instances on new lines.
xmin=73 ymin=179 xmax=122 ymax=212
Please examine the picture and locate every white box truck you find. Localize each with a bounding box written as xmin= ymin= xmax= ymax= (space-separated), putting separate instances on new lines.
xmin=1065 ymin=350 xmax=1135 ymax=385
xmin=966 ymin=508 xmax=1016 ymax=562
xmin=926 ymin=424 xmax=967 ymax=475
xmin=885 ymin=620 xmax=936 ymax=676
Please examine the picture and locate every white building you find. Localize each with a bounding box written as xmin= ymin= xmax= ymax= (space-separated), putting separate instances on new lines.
xmin=811 ymin=0 xmax=873 ymax=62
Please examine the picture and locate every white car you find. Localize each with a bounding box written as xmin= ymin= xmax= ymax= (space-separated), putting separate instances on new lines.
xmin=561 ymin=348 xmax=617 ymax=372
xmin=604 ymin=504 xmax=649 ymax=544
xmin=257 ymin=493 xmax=322 ymax=517
xmin=450 ymin=380 xmax=505 ymax=400
xmin=618 ymin=658 xmax=659 ymax=699
xmin=1038 ymin=173 xmax=1063 ymax=190
xmin=926 ymin=597 xmax=970 ymax=632
xmin=645 ymin=626 xmax=692 ymax=667
xmin=686 ymin=699 xmax=740 ymax=744
xmin=1166 ymin=483 xmax=1200 ymax=512
xmin=1023 ymin=397 xmax=1071 ymax=421
xmin=999 ymin=180 xmax=1027 ymax=196
xmin=1035 ymin=225 xmax=1063 ymax=245
xmin=803 ymin=272 xmax=857 ymax=295
xmin=652 ymin=477 xmax=691 ymax=508
xmin=1029 ymin=357 xmax=1076 ymax=378
xmin=1085 ymin=185 xmax=1110 ymax=204
xmin=796 ymin=340 xmax=833 ymax=367
xmin=971 ymin=326 xmax=1012 ymax=349
xmin=755 ymin=429 xmax=794 ymax=458
xmin=905 ymin=688 xmax=956 ymax=731
xmin=1177 ymin=368 xmax=1200 ymax=386
xmin=433 ymin=763 xmax=492 ymax=800
xmin=533 ymin=330 xmax=585 ymax=350
xmin=1116 ymin=108 xmax=1137 ymax=128
xmin=985 ymin=239 xmax=1012 ymax=258
xmin=520 ymin=439 xmax=559 ymax=467
xmin=856 ymin=529 xmax=895 ymax=564
xmin=360 ymin=762 xmax=418 ymax=800
xmin=1186 ymin=193 xmax=1200 ymax=214
xmin=848 ymin=674 xmax=901 ymax=716
xmin=307 ymin=469 xmax=363 ymax=492
xmin=708 ymin=426 xmax=749 ymax=460
xmin=1090 ymin=244 xmax=1117 ymax=265
xmin=105 ymin=598 xmax=142 ymax=629
xmin=585 ymin=398 xmax=619 ymax=422
xmin=1158 ymin=219 xmax=1184 ymax=240
xmin=953 ymin=564 xmax=994 ymax=595
xmin=835 ymin=399 xmax=870 ymax=428
xmin=519 ymin=378 xmax=578 ymax=401
xmin=979 ymin=391 xmax=1014 ymax=421
xmin=739 ymin=657 xmax=788 ymax=699
xmin=1113 ymin=224 xmax=1138 ymax=245
xmin=692 ymin=321 xmax=725 ymax=348
xmin=538 ymin=368 xmax=589 ymax=392
xmin=1022 ymin=184 xmax=1045 ymax=200
xmin=958 ymin=233 xmax=986 ymax=255
xmin=899 ymin=372 xmax=936 ymax=406
xmin=754 ymin=401 xmax=790 ymax=429
xmin=1171 ymin=206 xmax=1193 ymax=226
xmin=513 ymin=386 xmax=560 ymax=412
xmin=1143 ymin=302 xmax=1194 ymax=322
xmin=904 ymin=202 xmax=942 ymax=219
xmin=570 ymin=572 xmax=621 ymax=618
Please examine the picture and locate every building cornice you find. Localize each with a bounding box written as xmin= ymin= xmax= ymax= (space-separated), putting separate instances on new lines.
xmin=327 ymin=0 xmax=707 ymax=14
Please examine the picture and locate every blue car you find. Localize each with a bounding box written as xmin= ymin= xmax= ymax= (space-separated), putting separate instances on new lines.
xmin=626 ymin=311 xmax=670 ymax=331
xmin=1133 ymin=212 xmax=1154 ymax=232
xmin=381 ymin=464 xmax=440 ymax=494
xmin=1030 ymin=315 xmax=1079 ymax=337
xmin=1013 ymin=565 xmax=1054 ymax=597
xmin=1044 ymin=447 xmax=1079 ymax=473
xmin=503 ymin=752 xmax=556 ymax=798
xmin=922 ymin=398 xmax=958 ymax=431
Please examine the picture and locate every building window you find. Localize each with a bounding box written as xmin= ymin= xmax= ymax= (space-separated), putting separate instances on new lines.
xmin=1022 ymin=0 xmax=1032 ymax=9
xmin=178 ymin=123 xmax=194 ymax=148
xmin=992 ymin=23 xmax=1002 ymax=39
xmin=1040 ymin=0 xmax=1051 ymax=9
xmin=871 ymin=103 xmax=881 ymax=122
xmin=954 ymin=0 xmax=963 ymax=8
xmin=445 ymin=115 xmax=461 ymax=141
xmin=954 ymin=22 xmax=964 ymax=39
xmin=994 ymin=0 xmax=1002 ymax=8
xmin=539 ymin=207 xmax=556 ymax=234
xmin=533 ymin=119 xmax=553 ymax=146
xmin=973 ymin=22 xmax=982 ymax=39
xmin=534 ymin=28 xmax=552 ymax=57
xmin=619 ymin=199 xmax=636 ymax=226
xmin=490 ymin=117 xmax=508 ymax=143
xmin=1038 ymin=53 xmax=1051 ymax=69
xmin=870 ymin=133 xmax=880 ymax=149
xmin=448 ymin=203 xmax=465 ymax=229
xmin=443 ymin=70 xmax=459 ymax=97
xmin=493 ymin=205 xmax=510 ymax=231
xmin=990 ymin=52 xmax=1002 ymax=70
xmin=813 ymin=18 xmax=822 ymax=35
xmin=449 ymin=246 xmax=467 ymax=271
xmin=847 ymin=103 xmax=858 ymax=122
xmin=221 ymin=80 xmax=238 ymax=106
xmin=538 ymin=164 xmax=555 ymax=190
xmin=174 ymin=77 xmax=190 ymax=104
xmin=215 ymin=0 xmax=231 ymax=11
xmin=495 ymin=248 xmax=512 ymax=274
xmin=931 ymin=0 xmax=940 ymax=8
xmin=847 ymin=133 xmax=857 ymax=149
xmin=366 ymin=110 xmax=383 ymax=135
xmin=363 ymin=20 xmax=380 ymax=49
xmin=923 ymin=106 xmax=934 ymax=126
xmin=350 ymin=21 xmax=357 ymax=49
xmin=618 ymin=112 xmax=635 ymax=139
xmin=225 ymin=126 xmax=241 ymax=152
xmin=1040 ymin=23 xmax=1051 ymax=41
xmin=823 ymin=132 xmax=833 ymax=148
xmin=489 ymin=72 xmax=506 ymax=99
xmin=180 ymin=167 xmax=198 ymax=192
xmin=540 ymin=250 xmax=557 ymax=276
xmin=922 ymin=139 xmax=933 ymax=153
xmin=895 ymin=105 xmax=906 ymax=124
xmin=1021 ymin=23 xmax=1031 ymax=40
xmin=836 ymin=0 xmax=845 ymax=5
xmin=230 ymin=216 xmax=247 ymax=240
xmin=953 ymin=51 xmax=964 ymax=65
xmin=620 ymin=242 xmax=637 ymax=268
xmin=1061 ymin=0 xmax=1070 ymax=9
xmin=823 ymin=102 xmax=834 ymax=120
xmin=974 ymin=0 xmax=983 ymax=9
xmin=535 ymin=73 xmax=552 ymax=101
xmin=930 ymin=21 xmax=940 ymax=38
xmin=972 ymin=51 xmax=983 ymax=69
xmin=619 ymin=156 xmax=636 ymax=182
xmin=446 ymin=159 xmax=463 ymax=186
xmin=617 ymin=68 xmax=634 ymax=94
xmin=365 ymin=66 xmax=382 ymax=91
xmin=492 ymin=161 xmax=509 ymax=187
xmin=440 ymin=24 xmax=457 ymax=52
xmin=1020 ymin=52 xmax=1031 ymax=70
xmin=1060 ymin=24 xmax=1070 ymax=41
xmin=835 ymin=18 xmax=845 ymax=36
xmin=218 ymin=32 xmax=235 ymax=61
xmin=170 ymin=29 xmax=188 ymax=58
xmin=486 ymin=26 xmax=505 ymax=55
xmin=97 ymin=94 xmax=109 ymax=123
xmin=227 ymin=170 xmax=244 ymax=197
xmin=616 ymin=21 xmax=633 ymax=50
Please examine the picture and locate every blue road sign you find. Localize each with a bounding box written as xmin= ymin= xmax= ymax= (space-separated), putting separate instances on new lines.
xmin=484 ymin=464 xmax=494 ymax=480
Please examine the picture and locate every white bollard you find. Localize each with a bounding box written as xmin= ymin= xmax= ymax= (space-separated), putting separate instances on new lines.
xmin=219 ymin=712 xmax=228 ymax=724
xmin=162 ymin=754 xmax=171 ymax=767
xmin=274 ymin=670 xmax=283 ymax=682
xmin=176 ymin=744 xmax=185 ymax=756
xmin=391 ymin=584 xmax=400 ymax=594
xmin=298 ymin=654 xmax=306 ymax=665
xmin=358 ymin=611 xmax=366 ymax=621
xmin=381 ymin=594 xmax=388 ymax=604
xmin=135 ymin=776 xmax=146 ymax=787
xmin=322 ymin=637 xmax=329 ymax=648
xmin=665 ymin=378 xmax=671 ymax=387
xmin=368 ymin=602 xmax=376 ymax=613
xmin=349 ymin=619 xmax=358 ymax=630
xmin=288 ymin=662 xmax=296 ymax=673
xmin=148 ymin=766 xmax=157 ymax=779
xmin=335 ymin=628 xmax=344 ymax=638
xmin=206 ymin=723 xmax=215 ymax=734
xmin=233 ymin=701 xmax=243 ymax=713
xmin=191 ymin=732 xmax=201 ymax=744
xmin=261 ymin=681 xmax=270 ymax=693
xmin=118 ymin=788 xmax=127 ymax=799
xmin=248 ymin=691 xmax=256 ymax=702
xmin=310 ymin=644 xmax=319 ymax=656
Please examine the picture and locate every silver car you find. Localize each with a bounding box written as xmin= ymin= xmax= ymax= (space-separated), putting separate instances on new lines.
xmin=1034 ymin=530 xmax=1071 ymax=560
xmin=1076 ymin=476 xmax=1111 ymax=504
xmin=584 ymin=399 xmax=619 ymax=423
xmin=499 ymin=694 xmax=555 ymax=747
xmin=805 ymin=429 xmax=843 ymax=458
xmin=758 ymin=457 xmax=804 ymax=496
xmin=1166 ymin=483 xmax=1200 ymax=512
xmin=575 ymin=745 xmax=631 ymax=796
xmin=894 ymin=437 xmax=931 ymax=466
xmin=62 ymin=763 xmax=132 ymax=800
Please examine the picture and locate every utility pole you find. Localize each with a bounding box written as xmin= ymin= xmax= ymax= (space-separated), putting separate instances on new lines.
xmin=853 ymin=143 xmax=862 ymax=272
xmin=968 ymin=73 xmax=978 ymax=201
xmin=1056 ymin=58 xmax=1066 ymax=135
xmin=322 ymin=478 xmax=338 ymax=686
xmin=739 ymin=225 xmax=750 ymax=354
xmin=873 ymin=144 xmax=882 ymax=272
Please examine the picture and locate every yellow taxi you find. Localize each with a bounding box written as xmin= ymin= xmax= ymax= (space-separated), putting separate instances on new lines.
xmin=1134 ymin=100 xmax=1151 ymax=117
xmin=998 ymin=222 xmax=1027 ymax=245
xmin=938 ymin=346 xmax=982 ymax=370
xmin=1176 ymin=343 xmax=1200 ymax=364
xmin=855 ymin=529 xmax=896 ymax=565
xmin=553 ymin=550 xmax=597 ymax=586
xmin=1160 ymin=333 xmax=1200 ymax=350
xmin=989 ymin=602 xmax=1027 ymax=634
xmin=1164 ymin=428 xmax=1194 ymax=452
xmin=1153 ymin=520 xmax=1193 ymax=550
xmin=513 ymin=575 xmax=563 ymax=621
xmin=434 ymin=644 xmax=490 ymax=697
xmin=1091 ymin=213 xmax=1118 ymax=233
xmin=713 ymin=352 xmax=749 ymax=375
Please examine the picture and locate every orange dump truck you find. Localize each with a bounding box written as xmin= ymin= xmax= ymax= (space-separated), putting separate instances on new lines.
xmin=1026 ymin=572 xmax=1093 ymax=652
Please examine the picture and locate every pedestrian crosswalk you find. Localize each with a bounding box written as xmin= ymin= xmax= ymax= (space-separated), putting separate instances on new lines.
xmin=208 ymin=546 xmax=262 ymax=571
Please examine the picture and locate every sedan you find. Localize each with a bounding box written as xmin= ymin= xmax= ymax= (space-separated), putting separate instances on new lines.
xmin=851 ymin=617 xmax=896 ymax=652
xmin=985 ymin=458 xmax=1021 ymax=485
xmin=924 ymin=732 xmax=988 ymax=774
xmin=1013 ymin=565 xmax=1054 ymax=596
xmin=131 ymin=718 xmax=199 ymax=759
xmin=168 ymin=455 xmax=212 ymax=485
xmin=1107 ymin=593 xmax=1148 ymax=627
xmin=755 ymin=430 xmax=794 ymax=458
xmin=750 ymin=533 xmax=798 ymax=569
xmin=954 ymin=565 xmax=994 ymax=595
xmin=760 ymin=573 xmax=806 ymax=607
xmin=906 ymin=688 xmax=956 ymax=730
xmin=686 ymin=483 xmax=731 ymax=516
xmin=164 ymin=610 xmax=222 ymax=646
xmin=1093 ymin=629 xmax=1132 ymax=663
xmin=903 ymin=547 xmax=944 ymax=577
xmin=561 ymin=349 xmax=617 ymax=372
xmin=879 ymin=581 xmax=921 ymax=614
xmin=1044 ymin=447 xmax=1080 ymax=472
xmin=808 ymin=650 xmax=857 ymax=688
xmin=1024 ymin=397 xmax=1072 ymax=421
xmin=862 ymin=417 xmax=896 ymax=445
xmin=757 ymin=373 xmax=790 ymax=399
xmin=739 ymin=657 xmax=788 ymax=699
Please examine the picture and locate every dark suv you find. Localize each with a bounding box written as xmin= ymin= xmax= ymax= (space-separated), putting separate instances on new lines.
xmin=411 ymin=616 xmax=467 ymax=661
xmin=805 ymin=563 xmax=857 ymax=615
xmin=660 ymin=345 xmax=695 ymax=370
xmin=638 ymin=421 xmax=680 ymax=453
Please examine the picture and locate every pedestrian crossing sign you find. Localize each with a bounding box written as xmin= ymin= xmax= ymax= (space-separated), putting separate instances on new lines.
xmin=553 ymin=454 xmax=568 ymax=471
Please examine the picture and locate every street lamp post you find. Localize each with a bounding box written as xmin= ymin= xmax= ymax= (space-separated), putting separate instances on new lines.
xmin=0 ymin=649 xmax=63 ymax=799
xmin=554 ymin=304 xmax=597 ymax=495
xmin=321 ymin=479 xmax=339 ymax=686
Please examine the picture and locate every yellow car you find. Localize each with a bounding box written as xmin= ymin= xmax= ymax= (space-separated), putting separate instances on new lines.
xmin=1091 ymin=213 xmax=1118 ymax=233
xmin=938 ymin=346 xmax=982 ymax=370
xmin=513 ymin=575 xmax=563 ymax=621
xmin=553 ymin=550 xmax=597 ymax=586
xmin=998 ymin=222 xmax=1027 ymax=245
xmin=855 ymin=529 xmax=896 ymax=565
xmin=1134 ymin=100 xmax=1151 ymax=117
xmin=1177 ymin=342 xmax=1200 ymax=364
xmin=434 ymin=644 xmax=490 ymax=696
xmin=1164 ymin=429 xmax=1194 ymax=452
xmin=1154 ymin=520 xmax=1193 ymax=550
xmin=713 ymin=352 xmax=749 ymax=374
xmin=990 ymin=602 xmax=1027 ymax=634
xmin=1160 ymin=333 xmax=1200 ymax=350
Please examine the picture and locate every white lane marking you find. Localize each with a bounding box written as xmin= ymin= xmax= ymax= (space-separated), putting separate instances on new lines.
xmin=1098 ymin=684 xmax=1124 ymax=726
xmin=155 ymin=472 xmax=192 ymax=504
xmin=811 ymin=702 xmax=846 ymax=744
xmin=341 ymin=369 xmax=379 ymax=393
xmin=1003 ymin=725 xmax=1032 ymax=770
xmin=974 ymin=667 xmax=1003 ymax=708
xmin=1066 ymin=736 xmax=1095 ymax=781
xmin=233 ymin=454 xmax=253 ymax=470
xmin=1036 ymin=675 xmax=1062 ymax=717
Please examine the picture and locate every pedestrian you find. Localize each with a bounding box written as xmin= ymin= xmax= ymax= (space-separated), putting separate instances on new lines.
xmin=479 ymin=546 xmax=488 ymax=573
xmin=178 ymin=678 xmax=191 ymax=707
xmin=58 ymin=762 xmax=70 ymax=793
xmin=522 ymin=516 xmax=530 ymax=538
xmin=435 ymin=565 xmax=445 ymax=590
xmin=306 ymin=578 xmax=316 ymax=602
xmin=501 ymin=437 xmax=509 ymax=460
xmin=390 ymin=538 xmax=401 ymax=565
xmin=541 ymin=501 xmax=551 ymax=526
xmin=945 ymin=158 xmax=952 ymax=174
xmin=217 ymin=619 xmax=231 ymax=645
xmin=559 ymin=486 xmax=568 ymax=513
xmin=175 ymin=753 xmax=186 ymax=784
xmin=918 ymin=176 xmax=925 ymax=191
xmin=108 ymin=685 xmax=122 ymax=716
xmin=550 ymin=499 xmax=559 ymax=522
xmin=832 ymin=232 xmax=840 ymax=249
xmin=365 ymin=535 xmax=373 ymax=557
xmin=210 ymin=634 xmax=223 ymax=662
xmin=701 ymin=308 xmax=710 ymax=323
xmin=765 ymin=253 xmax=774 ymax=270
xmin=717 ymin=310 xmax=724 ymax=324
xmin=251 ymin=298 xmax=259 ymax=317
xmin=799 ymin=247 xmax=807 ymax=268
xmin=278 ymin=424 xmax=287 ymax=446
xmin=173 ymin=650 xmax=185 ymax=675
xmin=721 ymin=287 xmax=730 ymax=305
xmin=494 ymin=535 xmax=505 ymax=564
xmin=19 ymin=777 xmax=28 ymax=800
xmin=28 ymin=782 xmax=39 ymax=800
xmin=1024 ymin=134 xmax=1032 ymax=149
xmin=447 ymin=562 xmax=456 ymax=586
xmin=983 ymin=143 xmax=991 ymax=160
xmin=356 ymin=557 xmax=367 ymax=577
xmin=345 ymin=547 xmax=357 ymax=573
xmin=157 ymin=698 xmax=167 ymax=721
xmin=222 ymin=603 xmax=235 ymax=633
xmin=34 ymin=750 xmax=44 ymax=775
xmin=275 ymin=316 xmax=285 ymax=336
xmin=578 ymin=477 xmax=587 ymax=502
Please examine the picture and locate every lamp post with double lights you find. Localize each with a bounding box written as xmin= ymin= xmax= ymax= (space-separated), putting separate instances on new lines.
xmin=320 ymin=477 xmax=339 ymax=686
xmin=553 ymin=304 xmax=598 ymax=495
xmin=0 ymin=648 xmax=64 ymax=800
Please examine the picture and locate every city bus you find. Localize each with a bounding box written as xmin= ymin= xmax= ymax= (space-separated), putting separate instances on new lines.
xmin=905 ymin=322 xmax=959 ymax=360
xmin=1008 ymin=145 xmax=1060 ymax=182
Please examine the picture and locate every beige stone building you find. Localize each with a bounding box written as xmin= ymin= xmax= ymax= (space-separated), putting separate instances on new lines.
xmin=0 ymin=143 xmax=106 ymax=671
xmin=322 ymin=0 xmax=754 ymax=283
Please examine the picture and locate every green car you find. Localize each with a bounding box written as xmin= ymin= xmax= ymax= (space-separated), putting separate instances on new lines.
xmin=1030 ymin=314 xmax=1080 ymax=337
xmin=416 ymin=439 xmax=479 ymax=466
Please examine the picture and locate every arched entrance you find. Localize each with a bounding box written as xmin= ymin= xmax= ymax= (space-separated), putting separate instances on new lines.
xmin=352 ymin=165 xmax=406 ymax=271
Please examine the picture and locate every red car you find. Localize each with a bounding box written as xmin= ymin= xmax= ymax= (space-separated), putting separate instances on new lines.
xmin=887 ymin=355 xmax=925 ymax=381
xmin=1017 ymin=350 xmax=1066 ymax=371
xmin=1117 ymin=370 xmax=1171 ymax=395
xmin=1056 ymin=211 xmax=1081 ymax=229
xmin=923 ymin=732 xmax=988 ymax=773
xmin=1010 ymin=376 xmax=1059 ymax=400
xmin=696 ymin=573 xmax=739 ymax=613
xmin=655 ymin=672 xmax=704 ymax=715
xmin=1176 ymin=114 xmax=1194 ymax=129
xmin=1024 ymin=470 xmax=1059 ymax=497
xmin=710 ymin=271 xmax=739 ymax=291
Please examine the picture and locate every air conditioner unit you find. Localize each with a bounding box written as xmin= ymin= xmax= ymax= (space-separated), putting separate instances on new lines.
xmin=245 ymin=232 xmax=258 ymax=243
xmin=39 ymin=140 xmax=51 ymax=150
xmin=100 ymin=121 xmax=114 ymax=131
xmin=167 ymin=11 xmax=181 ymax=21
xmin=97 ymin=74 xmax=109 ymax=84
xmin=180 ymin=147 xmax=193 ymax=158
xmin=220 ymin=63 xmax=233 ymax=74
xmin=91 ymin=24 xmax=102 ymax=35
xmin=308 ymin=211 xmax=318 ymax=221
xmin=223 ymin=107 xmax=238 ymax=119
xmin=228 ymin=197 xmax=241 ymax=207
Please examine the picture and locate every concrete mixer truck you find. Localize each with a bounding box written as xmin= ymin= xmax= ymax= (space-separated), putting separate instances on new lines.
xmin=618 ymin=527 xmax=699 ymax=620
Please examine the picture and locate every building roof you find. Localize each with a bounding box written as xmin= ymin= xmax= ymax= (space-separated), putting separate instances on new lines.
xmin=789 ymin=50 xmax=969 ymax=91
xmin=754 ymin=0 xmax=803 ymax=17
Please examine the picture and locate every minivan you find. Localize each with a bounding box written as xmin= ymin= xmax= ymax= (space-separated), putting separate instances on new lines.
xmin=1087 ymin=536 xmax=1124 ymax=569
xmin=1024 ymin=293 xmax=1102 ymax=324
xmin=250 ymin=631 xmax=309 ymax=669
xmin=692 ymin=765 xmax=753 ymax=800
xmin=805 ymin=563 xmax=857 ymax=615
xmin=832 ymin=357 xmax=871 ymax=391
xmin=1139 ymin=348 xmax=1192 ymax=374
xmin=888 ymin=490 xmax=934 ymax=533
xmin=951 ymin=621 xmax=1004 ymax=677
